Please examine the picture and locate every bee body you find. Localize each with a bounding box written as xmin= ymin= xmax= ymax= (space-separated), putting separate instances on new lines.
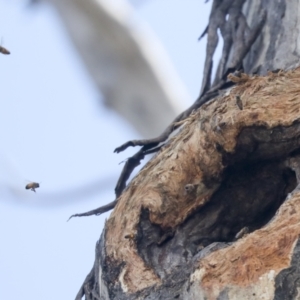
xmin=25 ymin=182 xmax=40 ymax=193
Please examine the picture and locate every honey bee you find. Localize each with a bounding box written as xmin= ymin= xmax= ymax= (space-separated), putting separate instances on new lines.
xmin=0 ymin=46 xmax=10 ymax=55
xmin=124 ymin=233 xmax=135 ymax=240
xmin=0 ymin=38 xmax=10 ymax=55
xmin=124 ymin=233 xmax=136 ymax=245
xmin=25 ymin=182 xmax=40 ymax=193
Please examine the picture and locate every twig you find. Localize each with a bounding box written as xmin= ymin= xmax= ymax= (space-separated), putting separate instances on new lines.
xmin=115 ymin=144 xmax=163 ymax=197
xmin=114 ymin=91 xmax=218 ymax=154
xmin=67 ymin=200 xmax=117 ymax=221
xmin=198 ymin=25 xmax=208 ymax=41
xmin=68 ymin=145 xmax=163 ymax=220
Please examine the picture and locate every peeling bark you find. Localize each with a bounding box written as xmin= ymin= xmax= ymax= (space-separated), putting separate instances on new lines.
xmin=75 ymin=0 xmax=300 ymax=299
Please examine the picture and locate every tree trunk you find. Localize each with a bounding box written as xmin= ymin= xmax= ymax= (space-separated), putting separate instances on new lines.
xmin=75 ymin=1 xmax=300 ymax=299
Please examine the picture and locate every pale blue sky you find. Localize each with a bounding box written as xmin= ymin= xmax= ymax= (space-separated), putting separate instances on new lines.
xmin=0 ymin=1 xmax=215 ymax=299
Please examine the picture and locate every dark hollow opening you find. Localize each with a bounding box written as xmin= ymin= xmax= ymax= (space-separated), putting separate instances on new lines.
xmin=137 ymin=160 xmax=296 ymax=280
xmin=137 ymin=124 xmax=300 ymax=281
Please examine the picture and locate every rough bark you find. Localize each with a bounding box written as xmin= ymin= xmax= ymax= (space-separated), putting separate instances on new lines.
xmin=75 ymin=1 xmax=300 ymax=299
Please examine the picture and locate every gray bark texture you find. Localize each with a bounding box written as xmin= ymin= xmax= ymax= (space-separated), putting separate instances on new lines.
xmin=74 ymin=0 xmax=300 ymax=299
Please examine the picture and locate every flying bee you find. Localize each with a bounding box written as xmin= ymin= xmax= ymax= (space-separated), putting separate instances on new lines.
xmin=0 ymin=46 xmax=10 ymax=55
xmin=25 ymin=182 xmax=40 ymax=193
xmin=0 ymin=38 xmax=10 ymax=55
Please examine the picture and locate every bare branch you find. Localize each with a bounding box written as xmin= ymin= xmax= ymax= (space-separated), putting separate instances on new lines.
xmin=67 ymin=200 xmax=117 ymax=221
